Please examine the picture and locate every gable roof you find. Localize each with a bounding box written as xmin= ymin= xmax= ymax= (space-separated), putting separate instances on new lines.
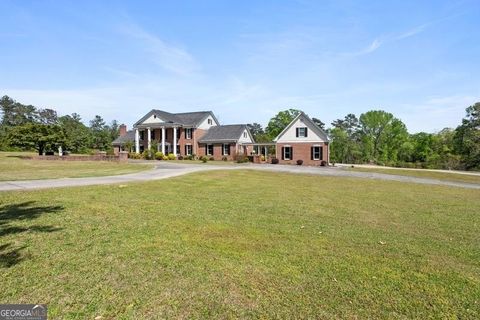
xmin=133 ymin=109 xmax=219 ymax=127
xmin=198 ymin=124 xmax=253 ymax=143
xmin=112 ymin=130 xmax=135 ymax=145
xmin=273 ymin=111 xmax=330 ymax=142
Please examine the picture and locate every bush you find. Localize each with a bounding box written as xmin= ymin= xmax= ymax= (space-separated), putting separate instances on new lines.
xmin=320 ymin=160 xmax=327 ymax=166
xmin=200 ymin=156 xmax=208 ymax=163
xmin=128 ymin=152 xmax=142 ymax=159
xmin=106 ymin=148 xmax=115 ymax=156
xmin=162 ymin=155 xmax=168 ymax=160
xmin=261 ymin=155 xmax=265 ymax=161
xmin=222 ymin=156 xmax=228 ymax=161
xmin=185 ymin=155 xmax=194 ymax=160
xmin=178 ymin=155 xmax=184 ymax=160
xmin=142 ymin=150 xmax=155 ymax=160
xmin=167 ymin=153 xmax=176 ymax=160
xmin=209 ymin=156 xmax=215 ymax=161
xmin=234 ymin=152 xmax=248 ymax=163
xmin=296 ymin=159 xmax=303 ymax=165
xmin=155 ymin=152 xmax=164 ymax=160
xmin=271 ymin=158 xmax=279 ymax=164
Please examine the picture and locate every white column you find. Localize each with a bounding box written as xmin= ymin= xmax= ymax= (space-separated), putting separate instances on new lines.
xmin=173 ymin=127 xmax=177 ymax=156
xmin=161 ymin=127 xmax=165 ymax=154
xmin=147 ymin=127 xmax=151 ymax=150
xmin=135 ymin=128 xmax=140 ymax=153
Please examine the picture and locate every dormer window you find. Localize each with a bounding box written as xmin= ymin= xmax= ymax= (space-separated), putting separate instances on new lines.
xmin=208 ymin=118 xmax=212 ymax=125
xmin=296 ymin=127 xmax=308 ymax=138
xmin=243 ymin=131 xmax=247 ymax=138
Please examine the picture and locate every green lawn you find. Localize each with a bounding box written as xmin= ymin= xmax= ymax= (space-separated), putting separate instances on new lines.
xmin=0 ymin=170 xmax=479 ymax=319
xmin=0 ymin=152 xmax=153 ymax=181
xmin=346 ymin=166 xmax=480 ymax=184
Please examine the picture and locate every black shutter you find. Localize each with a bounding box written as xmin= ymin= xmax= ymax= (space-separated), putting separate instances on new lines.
xmin=320 ymin=147 xmax=323 ymax=160
xmin=227 ymin=144 xmax=231 ymax=155
xmin=281 ymin=147 xmax=285 ymax=160
xmin=291 ymin=147 xmax=293 ymax=159
xmin=185 ymin=145 xmax=187 ymax=155
xmin=296 ymin=128 xmax=299 ymax=137
xmin=205 ymin=145 xmax=207 ymax=155
xmin=311 ymin=147 xmax=314 ymax=160
xmin=305 ymin=128 xmax=308 ymax=137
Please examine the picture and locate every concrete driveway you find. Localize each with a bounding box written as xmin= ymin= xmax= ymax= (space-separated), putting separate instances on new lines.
xmin=0 ymin=162 xmax=479 ymax=192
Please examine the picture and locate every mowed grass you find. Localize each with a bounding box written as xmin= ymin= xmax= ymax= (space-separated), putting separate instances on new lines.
xmin=346 ymin=166 xmax=480 ymax=184
xmin=0 ymin=171 xmax=479 ymax=319
xmin=0 ymin=152 xmax=153 ymax=181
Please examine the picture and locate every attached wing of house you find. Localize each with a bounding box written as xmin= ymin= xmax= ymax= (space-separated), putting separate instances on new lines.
xmin=273 ymin=112 xmax=330 ymax=165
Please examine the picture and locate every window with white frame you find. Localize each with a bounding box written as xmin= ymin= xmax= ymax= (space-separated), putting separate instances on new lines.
xmin=185 ymin=144 xmax=192 ymax=155
xmin=185 ymin=128 xmax=192 ymax=139
xmin=207 ymin=144 xmax=214 ymax=155
xmin=223 ymin=144 xmax=230 ymax=155
xmin=312 ymin=146 xmax=323 ymax=160
xmin=296 ymin=127 xmax=308 ymax=137
xmin=283 ymin=146 xmax=292 ymax=160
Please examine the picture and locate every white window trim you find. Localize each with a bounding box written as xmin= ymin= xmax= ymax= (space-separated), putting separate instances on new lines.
xmin=223 ymin=144 xmax=229 ymax=156
xmin=207 ymin=144 xmax=214 ymax=155
xmin=284 ymin=146 xmax=292 ymax=160
xmin=185 ymin=144 xmax=192 ymax=155
xmin=185 ymin=128 xmax=192 ymax=139
xmin=298 ymin=127 xmax=307 ymax=137
xmin=313 ymin=146 xmax=321 ymax=160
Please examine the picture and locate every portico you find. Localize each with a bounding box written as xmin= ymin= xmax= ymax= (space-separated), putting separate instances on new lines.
xmin=134 ymin=124 xmax=181 ymax=156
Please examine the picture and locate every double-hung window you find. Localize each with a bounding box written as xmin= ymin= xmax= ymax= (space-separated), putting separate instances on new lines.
xmin=283 ymin=146 xmax=292 ymax=160
xmin=185 ymin=145 xmax=192 ymax=155
xmin=312 ymin=146 xmax=323 ymax=160
xmin=207 ymin=144 xmax=214 ymax=155
xmin=185 ymin=128 xmax=192 ymax=139
xmin=223 ymin=144 xmax=230 ymax=156
xmin=296 ymin=127 xmax=308 ymax=137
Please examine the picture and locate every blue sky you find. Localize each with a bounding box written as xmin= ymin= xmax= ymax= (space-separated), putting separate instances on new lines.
xmin=1 ymin=0 xmax=479 ymax=132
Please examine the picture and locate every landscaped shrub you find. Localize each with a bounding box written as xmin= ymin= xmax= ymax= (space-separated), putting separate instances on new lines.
xmin=260 ymin=155 xmax=265 ymax=161
xmin=178 ymin=155 xmax=184 ymax=160
xmin=222 ymin=156 xmax=228 ymax=161
xmin=142 ymin=150 xmax=154 ymax=160
xmin=271 ymin=158 xmax=279 ymax=164
xmin=234 ymin=152 xmax=248 ymax=163
xmin=320 ymin=160 xmax=327 ymax=166
xmin=154 ymin=152 xmax=164 ymax=160
xmin=209 ymin=156 xmax=215 ymax=161
xmin=106 ymin=148 xmax=115 ymax=156
xmin=296 ymin=159 xmax=303 ymax=165
xmin=200 ymin=156 xmax=208 ymax=163
xmin=162 ymin=155 xmax=168 ymax=160
xmin=167 ymin=153 xmax=176 ymax=160
xmin=184 ymin=155 xmax=193 ymax=160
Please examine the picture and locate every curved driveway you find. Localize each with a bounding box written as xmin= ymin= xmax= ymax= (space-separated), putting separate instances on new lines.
xmin=0 ymin=162 xmax=479 ymax=192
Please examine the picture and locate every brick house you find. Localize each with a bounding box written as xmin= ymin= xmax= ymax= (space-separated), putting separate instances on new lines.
xmin=273 ymin=112 xmax=330 ymax=165
xmin=113 ymin=109 xmax=254 ymax=158
xmin=113 ymin=109 xmax=329 ymax=166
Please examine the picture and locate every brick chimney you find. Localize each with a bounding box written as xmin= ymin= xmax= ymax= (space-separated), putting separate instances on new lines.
xmin=119 ymin=124 xmax=127 ymax=137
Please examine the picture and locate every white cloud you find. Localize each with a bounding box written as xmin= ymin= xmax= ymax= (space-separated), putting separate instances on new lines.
xmin=118 ymin=22 xmax=199 ymax=76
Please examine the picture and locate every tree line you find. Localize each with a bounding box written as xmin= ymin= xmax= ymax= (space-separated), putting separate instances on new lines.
xmin=0 ymin=95 xmax=119 ymax=155
xmin=1 ymin=95 xmax=478 ymax=170
xmin=248 ymin=104 xmax=479 ymax=170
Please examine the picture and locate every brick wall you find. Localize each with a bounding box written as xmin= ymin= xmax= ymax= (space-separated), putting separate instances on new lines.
xmin=275 ymin=142 xmax=329 ymax=166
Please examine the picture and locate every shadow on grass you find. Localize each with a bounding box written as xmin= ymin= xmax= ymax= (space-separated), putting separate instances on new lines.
xmin=0 ymin=201 xmax=64 ymax=268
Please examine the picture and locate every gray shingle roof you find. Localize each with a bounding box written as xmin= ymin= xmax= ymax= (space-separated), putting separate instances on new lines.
xmin=112 ymin=130 xmax=135 ymax=145
xmin=198 ymin=125 xmax=247 ymax=143
xmin=134 ymin=109 xmax=217 ymax=127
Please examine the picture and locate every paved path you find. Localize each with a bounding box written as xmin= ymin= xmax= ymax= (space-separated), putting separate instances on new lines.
xmin=0 ymin=162 xmax=479 ymax=192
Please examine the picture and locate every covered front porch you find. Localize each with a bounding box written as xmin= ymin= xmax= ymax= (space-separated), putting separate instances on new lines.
xmin=134 ymin=124 xmax=183 ymax=156
xmin=242 ymin=142 xmax=277 ymax=162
